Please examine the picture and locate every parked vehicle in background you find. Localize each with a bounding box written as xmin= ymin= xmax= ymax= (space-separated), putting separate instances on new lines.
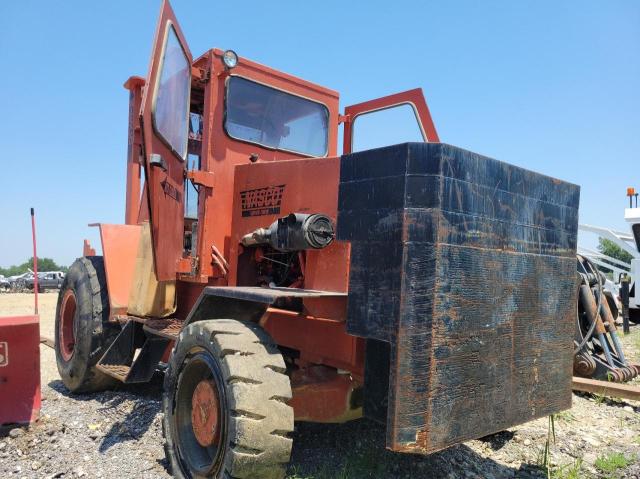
xmin=25 ymin=271 xmax=65 ymax=292
xmin=0 ymin=275 xmax=9 ymax=291
xmin=8 ymin=272 xmax=33 ymax=292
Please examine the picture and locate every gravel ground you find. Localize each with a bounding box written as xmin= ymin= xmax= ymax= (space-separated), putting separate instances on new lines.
xmin=1 ymin=293 xmax=639 ymax=478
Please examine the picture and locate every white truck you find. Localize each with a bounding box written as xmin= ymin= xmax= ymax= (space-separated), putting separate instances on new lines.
xmin=579 ymin=205 xmax=640 ymax=322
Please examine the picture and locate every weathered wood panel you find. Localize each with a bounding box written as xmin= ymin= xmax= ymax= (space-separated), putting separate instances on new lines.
xmin=337 ymin=142 xmax=580 ymax=453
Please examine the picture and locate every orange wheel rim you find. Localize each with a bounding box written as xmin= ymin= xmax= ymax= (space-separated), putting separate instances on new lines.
xmin=59 ymin=289 xmax=77 ymax=361
xmin=191 ymin=379 xmax=220 ymax=447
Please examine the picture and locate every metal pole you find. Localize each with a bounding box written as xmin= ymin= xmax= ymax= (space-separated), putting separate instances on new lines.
xmin=30 ymin=208 xmax=38 ymax=315
xmin=620 ymin=276 xmax=630 ymax=334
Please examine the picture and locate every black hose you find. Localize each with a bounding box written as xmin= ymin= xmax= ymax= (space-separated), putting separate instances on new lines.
xmin=574 ymin=255 xmax=603 ymax=355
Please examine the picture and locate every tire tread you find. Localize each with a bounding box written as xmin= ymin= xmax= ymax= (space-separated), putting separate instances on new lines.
xmin=163 ymin=319 xmax=293 ymax=479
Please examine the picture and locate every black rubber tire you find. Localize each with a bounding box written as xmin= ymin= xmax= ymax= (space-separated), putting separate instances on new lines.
xmin=163 ymin=319 xmax=294 ymax=479
xmin=630 ymin=308 xmax=640 ymax=325
xmin=54 ymin=256 xmax=120 ymax=393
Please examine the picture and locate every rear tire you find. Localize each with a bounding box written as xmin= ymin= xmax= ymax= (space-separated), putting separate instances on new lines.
xmin=163 ymin=319 xmax=294 ymax=479
xmin=54 ymin=256 xmax=120 ymax=393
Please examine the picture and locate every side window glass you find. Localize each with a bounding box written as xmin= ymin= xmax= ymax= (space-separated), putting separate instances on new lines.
xmin=351 ymin=104 xmax=424 ymax=153
xmin=153 ymin=25 xmax=191 ymax=159
xmin=185 ymin=113 xmax=201 ymax=219
xmin=185 ymin=154 xmax=200 ymax=218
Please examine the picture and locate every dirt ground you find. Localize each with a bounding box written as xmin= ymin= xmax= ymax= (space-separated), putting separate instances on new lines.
xmin=0 ymin=292 xmax=58 ymax=339
xmin=0 ymin=292 xmax=639 ymax=478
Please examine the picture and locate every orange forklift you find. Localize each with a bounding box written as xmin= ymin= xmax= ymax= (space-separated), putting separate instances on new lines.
xmin=55 ymin=1 xmax=580 ymax=477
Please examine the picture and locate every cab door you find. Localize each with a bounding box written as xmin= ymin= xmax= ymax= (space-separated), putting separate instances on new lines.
xmin=342 ymin=88 xmax=439 ymax=154
xmin=140 ymin=0 xmax=193 ymax=281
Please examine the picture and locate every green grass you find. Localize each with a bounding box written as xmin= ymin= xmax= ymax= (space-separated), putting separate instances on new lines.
xmin=287 ymin=449 xmax=388 ymax=479
xmin=549 ymin=458 xmax=583 ymax=479
xmin=594 ymin=452 xmax=634 ymax=474
xmin=536 ymin=415 xmax=557 ymax=477
xmin=287 ymin=469 xmax=313 ymax=479
xmin=554 ymin=410 xmax=576 ymax=422
xmin=593 ymin=391 xmax=607 ymax=405
xmin=333 ymin=448 xmax=388 ymax=479
xmin=537 ymin=416 xmax=583 ymax=479
xmin=632 ymin=328 xmax=640 ymax=349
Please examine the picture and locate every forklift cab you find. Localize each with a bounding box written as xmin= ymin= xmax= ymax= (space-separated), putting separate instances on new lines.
xmin=124 ymin=0 xmax=438 ymax=286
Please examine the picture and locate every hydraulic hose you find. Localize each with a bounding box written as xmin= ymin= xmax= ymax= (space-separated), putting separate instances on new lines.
xmin=574 ymin=255 xmax=603 ymax=355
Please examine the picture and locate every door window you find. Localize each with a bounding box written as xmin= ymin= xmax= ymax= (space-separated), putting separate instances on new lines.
xmin=153 ymin=24 xmax=191 ymax=160
xmin=351 ymin=104 xmax=424 ymax=153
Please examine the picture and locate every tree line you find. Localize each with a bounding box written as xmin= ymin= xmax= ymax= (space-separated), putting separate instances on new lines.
xmin=0 ymin=257 xmax=68 ymax=277
xmin=596 ymin=238 xmax=634 ymax=277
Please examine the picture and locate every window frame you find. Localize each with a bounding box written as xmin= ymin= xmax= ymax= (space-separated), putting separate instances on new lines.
xmin=223 ymin=75 xmax=330 ymax=158
xmin=350 ymin=101 xmax=427 ymax=153
xmin=150 ymin=21 xmax=192 ymax=162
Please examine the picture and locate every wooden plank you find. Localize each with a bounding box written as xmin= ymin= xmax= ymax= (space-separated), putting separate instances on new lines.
xmin=572 ymin=376 xmax=640 ymax=401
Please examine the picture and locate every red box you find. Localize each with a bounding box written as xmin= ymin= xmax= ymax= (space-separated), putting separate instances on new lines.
xmin=0 ymin=315 xmax=41 ymax=425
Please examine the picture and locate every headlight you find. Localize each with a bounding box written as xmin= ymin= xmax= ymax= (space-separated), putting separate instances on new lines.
xmin=222 ymin=50 xmax=238 ymax=69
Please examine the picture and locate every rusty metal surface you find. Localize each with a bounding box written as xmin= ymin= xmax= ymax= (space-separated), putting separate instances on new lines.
xmin=184 ymin=286 xmax=346 ymax=323
xmin=191 ymin=379 xmax=220 ymax=447
xmin=139 ymin=0 xmax=192 ymax=281
xmin=144 ymin=318 xmax=183 ymax=340
xmin=572 ymin=376 xmax=640 ymax=401
xmin=337 ymin=142 xmax=580 ymax=454
xmin=82 ymin=239 xmax=96 ymax=257
xmin=574 ymin=261 xmax=637 ymax=383
xmin=92 ymin=223 xmax=142 ymax=317
xmin=96 ymin=363 xmax=131 ymax=381
xmin=123 ymin=76 xmax=145 ymax=226
xmin=200 ymin=286 xmax=346 ymax=301
xmin=262 ymin=308 xmax=364 ymax=375
xmin=229 ymin=156 xmax=345 ymax=291
xmin=289 ymin=365 xmax=363 ymax=423
xmin=58 ymin=289 xmax=76 ymax=362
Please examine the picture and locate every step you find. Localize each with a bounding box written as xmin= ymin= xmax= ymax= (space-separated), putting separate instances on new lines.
xmin=97 ymin=363 xmax=131 ymax=382
xmin=143 ymin=318 xmax=183 ymax=341
xmin=97 ymin=319 xmax=174 ymax=384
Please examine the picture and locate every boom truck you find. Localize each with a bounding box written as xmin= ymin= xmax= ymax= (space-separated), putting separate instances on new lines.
xmin=54 ymin=2 xmax=581 ymax=477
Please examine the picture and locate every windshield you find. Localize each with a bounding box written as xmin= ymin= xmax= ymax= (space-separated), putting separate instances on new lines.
xmin=225 ymin=77 xmax=329 ymax=156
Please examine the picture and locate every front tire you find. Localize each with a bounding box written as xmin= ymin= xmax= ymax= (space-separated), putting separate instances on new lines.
xmin=54 ymin=256 xmax=120 ymax=393
xmin=163 ymin=319 xmax=294 ymax=479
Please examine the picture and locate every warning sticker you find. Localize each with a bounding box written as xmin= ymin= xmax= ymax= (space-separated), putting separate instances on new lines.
xmin=0 ymin=342 xmax=7 ymax=367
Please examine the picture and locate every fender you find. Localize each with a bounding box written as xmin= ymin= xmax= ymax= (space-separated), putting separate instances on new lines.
xmin=87 ymin=222 xmax=176 ymax=319
xmin=184 ymin=285 xmax=346 ymax=326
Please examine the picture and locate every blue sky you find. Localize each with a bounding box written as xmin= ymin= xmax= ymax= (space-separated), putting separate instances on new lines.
xmin=0 ymin=0 xmax=638 ymax=267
